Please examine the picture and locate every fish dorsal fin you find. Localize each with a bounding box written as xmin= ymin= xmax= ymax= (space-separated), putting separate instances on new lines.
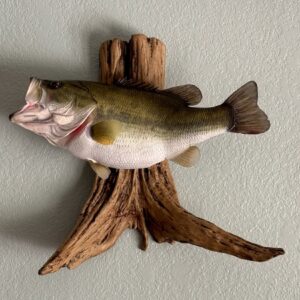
xmin=171 ymin=146 xmax=200 ymax=167
xmin=91 ymin=120 xmax=122 ymax=145
xmin=162 ymin=85 xmax=202 ymax=106
xmin=116 ymin=79 xmax=202 ymax=106
xmin=115 ymin=79 xmax=158 ymax=92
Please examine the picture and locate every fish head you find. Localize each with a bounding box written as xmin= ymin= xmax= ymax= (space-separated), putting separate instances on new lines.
xmin=10 ymin=78 xmax=96 ymax=146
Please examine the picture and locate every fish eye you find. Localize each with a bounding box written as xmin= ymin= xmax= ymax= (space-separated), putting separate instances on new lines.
xmin=45 ymin=81 xmax=63 ymax=89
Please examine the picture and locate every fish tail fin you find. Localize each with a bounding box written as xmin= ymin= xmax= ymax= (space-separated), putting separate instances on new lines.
xmin=224 ymin=81 xmax=270 ymax=134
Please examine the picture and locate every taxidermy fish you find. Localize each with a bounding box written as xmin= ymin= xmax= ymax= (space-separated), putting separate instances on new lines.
xmin=10 ymin=78 xmax=270 ymax=179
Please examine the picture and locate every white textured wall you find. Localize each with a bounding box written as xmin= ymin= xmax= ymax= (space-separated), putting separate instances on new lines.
xmin=0 ymin=1 xmax=299 ymax=299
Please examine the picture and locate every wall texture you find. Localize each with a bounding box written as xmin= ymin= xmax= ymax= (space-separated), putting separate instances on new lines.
xmin=0 ymin=1 xmax=299 ymax=299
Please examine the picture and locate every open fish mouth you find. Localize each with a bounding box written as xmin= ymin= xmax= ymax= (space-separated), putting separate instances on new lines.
xmin=9 ymin=78 xmax=53 ymax=133
xmin=9 ymin=77 xmax=96 ymax=144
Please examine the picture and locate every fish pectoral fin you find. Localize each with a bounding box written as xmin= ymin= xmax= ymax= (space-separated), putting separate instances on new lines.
xmin=162 ymin=85 xmax=202 ymax=106
xmin=91 ymin=120 xmax=122 ymax=145
xmin=171 ymin=146 xmax=200 ymax=167
xmin=89 ymin=161 xmax=111 ymax=180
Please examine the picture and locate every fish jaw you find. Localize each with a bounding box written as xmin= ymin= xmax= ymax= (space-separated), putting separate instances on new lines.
xmin=10 ymin=78 xmax=50 ymax=129
xmin=10 ymin=97 xmax=53 ymax=135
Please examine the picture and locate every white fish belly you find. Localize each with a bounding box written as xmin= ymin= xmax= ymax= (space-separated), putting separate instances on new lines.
xmin=67 ymin=128 xmax=167 ymax=169
xmin=164 ymin=127 xmax=228 ymax=159
xmin=66 ymin=126 xmax=227 ymax=169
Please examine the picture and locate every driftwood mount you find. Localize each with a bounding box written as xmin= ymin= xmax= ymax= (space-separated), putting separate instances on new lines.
xmin=39 ymin=34 xmax=284 ymax=275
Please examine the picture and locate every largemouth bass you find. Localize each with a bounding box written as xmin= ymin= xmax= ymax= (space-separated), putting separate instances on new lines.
xmin=10 ymin=78 xmax=270 ymax=178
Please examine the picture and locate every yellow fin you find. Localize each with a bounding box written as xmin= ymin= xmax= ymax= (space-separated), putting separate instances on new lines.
xmin=171 ymin=146 xmax=200 ymax=167
xmin=91 ymin=120 xmax=122 ymax=145
xmin=89 ymin=161 xmax=111 ymax=180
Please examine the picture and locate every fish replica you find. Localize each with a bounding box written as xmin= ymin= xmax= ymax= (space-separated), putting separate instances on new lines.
xmin=10 ymin=78 xmax=270 ymax=179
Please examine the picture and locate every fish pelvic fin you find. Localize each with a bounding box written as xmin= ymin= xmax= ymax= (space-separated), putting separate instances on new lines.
xmin=89 ymin=161 xmax=111 ymax=180
xmin=171 ymin=146 xmax=200 ymax=167
xmin=224 ymin=81 xmax=270 ymax=134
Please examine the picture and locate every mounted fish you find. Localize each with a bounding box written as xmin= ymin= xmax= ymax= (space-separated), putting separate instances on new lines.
xmin=9 ymin=35 xmax=284 ymax=275
xmin=10 ymin=78 xmax=269 ymax=179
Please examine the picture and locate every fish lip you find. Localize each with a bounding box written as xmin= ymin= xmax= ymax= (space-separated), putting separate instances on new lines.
xmin=9 ymin=103 xmax=42 ymax=124
xmin=10 ymin=77 xmax=44 ymax=124
xmin=9 ymin=108 xmax=24 ymax=123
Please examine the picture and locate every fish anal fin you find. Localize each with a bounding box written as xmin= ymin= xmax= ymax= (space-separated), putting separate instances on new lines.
xmin=162 ymin=85 xmax=202 ymax=106
xmin=171 ymin=146 xmax=200 ymax=167
xmin=89 ymin=161 xmax=111 ymax=180
xmin=91 ymin=120 xmax=122 ymax=145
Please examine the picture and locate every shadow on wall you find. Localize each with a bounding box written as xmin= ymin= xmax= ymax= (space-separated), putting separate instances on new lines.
xmin=0 ymin=164 xmax=94 ymax=248
xmin=0 ymin=24 xmax=136 ymax=248
xmin=0 ymin=63 xmax=96 ymax=248
xmin=85 ymin=22 xmax=138 ymax=75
